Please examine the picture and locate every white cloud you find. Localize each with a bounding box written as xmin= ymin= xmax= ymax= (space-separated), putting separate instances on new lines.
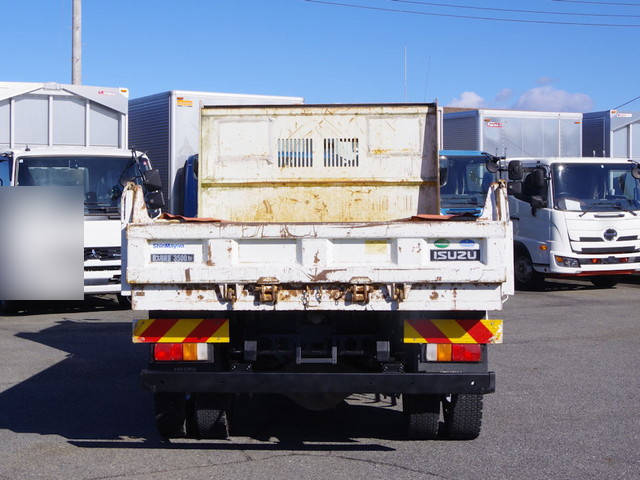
xmin=513 ymin=86 xmax=593 ymax=112
xmin=493 ymin=88 xmax=513 ymax=105
xmin=447 ymin=91 xmax=485 ymax=108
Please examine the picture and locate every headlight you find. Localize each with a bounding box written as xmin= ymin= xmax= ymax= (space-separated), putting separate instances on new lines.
xmin=555 ymin=255 xmax=580 ymax=268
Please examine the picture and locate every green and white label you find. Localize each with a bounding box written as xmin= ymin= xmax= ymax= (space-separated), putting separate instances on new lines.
xmin=434 ymin=239 xmax=450 ymax=248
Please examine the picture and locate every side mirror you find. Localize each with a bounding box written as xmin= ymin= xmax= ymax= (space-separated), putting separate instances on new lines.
xmin=143 ymin=169 xmax=163 ymax=192
xmin=508 ymin=161 xmax=523 ymax=181
xmin=532 ymin=168 xmax=547 ymax=190
xmin=632 ymin=165 xmax=640 ymax=180
xmin=485 ymin=156 xmax=499 ymax=174
xmin=439 ymin=157 xmax=448 ymax=187
xmin=507 ymin=181 xmax=522 ymax=197
xmin=530 ymin=195 xmax=546 ymax=209
xmin=145 ymin=190 xmax=165 ymax=210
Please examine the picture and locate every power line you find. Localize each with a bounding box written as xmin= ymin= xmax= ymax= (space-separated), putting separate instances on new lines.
xmin=304 ymin=0 xmax=640 ymax=27
xmin=613 ymin=95 xmax=640 ymax=110
xmin=553 ymin=0 xmax=640 ymax=5
xmin=393 ymin=0 xmax=640 ymax=17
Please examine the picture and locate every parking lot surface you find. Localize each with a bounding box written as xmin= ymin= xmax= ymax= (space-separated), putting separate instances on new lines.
xmin=1 ymin=280 xmax=639 ymax=479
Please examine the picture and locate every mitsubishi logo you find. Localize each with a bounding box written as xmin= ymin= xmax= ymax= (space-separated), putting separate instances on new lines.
xmin=603 ymin=228 xmax=617 ymax=241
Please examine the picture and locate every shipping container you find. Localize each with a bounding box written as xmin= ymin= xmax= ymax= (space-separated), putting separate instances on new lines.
xmin=129 ymin=90 xmax=304 ymax=212
xmin=0 ymin=81 xmax=128 ymax=150
xmin=582 ymin=110 xmax=640 ymax=158
xmin=444 ymin=109 xmax=582 ymax=158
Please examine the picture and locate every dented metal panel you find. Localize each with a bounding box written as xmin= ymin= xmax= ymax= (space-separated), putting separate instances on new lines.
xmin=198 ymin=104 xmax=440 ymax=222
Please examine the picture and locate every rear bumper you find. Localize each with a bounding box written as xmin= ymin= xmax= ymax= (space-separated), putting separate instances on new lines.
xmin=141 ymin=370 xmax=495 ymax=395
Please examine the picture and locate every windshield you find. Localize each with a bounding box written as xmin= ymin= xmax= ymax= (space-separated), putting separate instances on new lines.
xmin=552 ymin=163 xmax=640 ymax=212
xmin=440 ymin=157 xmax=496 ymax=209
xmin=15 ymin=156 xmax=136 ymax=214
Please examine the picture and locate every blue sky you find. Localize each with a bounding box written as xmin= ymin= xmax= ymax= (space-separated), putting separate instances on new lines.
xmin=3 ymin=0 xmax=639 ymax=111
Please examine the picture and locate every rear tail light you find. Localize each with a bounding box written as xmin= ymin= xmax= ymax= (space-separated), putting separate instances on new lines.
xmin=425 ymin=343 xmax=482 ymax=362
xmin=452 ymin=344 xmax=482 ymax=362
xmin=153 ymin=343 xmax=210 ymax=361
xmin=154 ymin=343 xmax=182 ymax=361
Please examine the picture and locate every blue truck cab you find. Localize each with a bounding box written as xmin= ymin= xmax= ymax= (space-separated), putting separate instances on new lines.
xmin=439 ymin=150 xmax=500 ymax=216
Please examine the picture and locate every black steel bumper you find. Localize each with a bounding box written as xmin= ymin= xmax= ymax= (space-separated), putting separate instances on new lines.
xmin=141 ymin=370 xmax=495 ymax=395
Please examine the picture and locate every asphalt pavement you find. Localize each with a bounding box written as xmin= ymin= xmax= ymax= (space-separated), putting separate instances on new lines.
xmin=0 ymin=279 xmax=639 ymax=480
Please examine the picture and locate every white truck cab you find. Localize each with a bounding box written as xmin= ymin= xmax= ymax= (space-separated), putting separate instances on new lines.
xmin=507 ymin=157 xmax=640 ymax=288
xmin=1 ymin=146 xmax=151 ymax=295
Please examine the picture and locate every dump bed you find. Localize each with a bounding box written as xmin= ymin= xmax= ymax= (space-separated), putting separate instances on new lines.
xmin=123 ymin=104 xmax=513 ymax=312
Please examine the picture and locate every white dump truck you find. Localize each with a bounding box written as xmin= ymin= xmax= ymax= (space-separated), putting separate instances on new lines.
xmin=0 ymin=81 xmax=151 ymax=302
xmin=122 ymin=104 xmax=514 ymax=440
xmin=506 ymin=156 xmax=640 ymax=289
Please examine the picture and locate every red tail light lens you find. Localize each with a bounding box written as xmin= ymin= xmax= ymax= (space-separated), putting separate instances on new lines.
xmin=451 ymin=344 xmax=482 ymax=362
xmin=154 ymin=343 xmax=183 ymax=361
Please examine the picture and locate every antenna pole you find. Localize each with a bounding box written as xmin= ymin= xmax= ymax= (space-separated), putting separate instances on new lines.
xmin=72 ymin=0 xmax=82 ymax=84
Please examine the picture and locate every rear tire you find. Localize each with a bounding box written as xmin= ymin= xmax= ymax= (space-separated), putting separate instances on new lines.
xmin=403 ymin=394 xmax=440 ymax=440
xmin=442 ymin=393 xmax=482 ymax=440
xmin=590 ymin=277 xmax=617 ymax=289
xmin=191 ymin=393 xmax=230 ymax=439
xmin=153 ymin=392 xmax=187 ymax=438
xmin=514 ymin=247 xmax=544 ymax=291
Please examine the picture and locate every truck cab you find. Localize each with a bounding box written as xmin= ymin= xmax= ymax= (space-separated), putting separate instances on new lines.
xmin=439 ymin=150 xmax=499 ymax=216
xmin=507 ymin=157 xmax=640 ymax=288
xmin=1 ymin=147 xmax=151 ymax=296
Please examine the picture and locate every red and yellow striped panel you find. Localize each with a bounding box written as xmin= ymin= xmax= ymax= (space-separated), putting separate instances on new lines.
xmin=133 ymin=318 xmax=229 ymax=343
xmin=404 ymin=319 xmax=502 ymax=344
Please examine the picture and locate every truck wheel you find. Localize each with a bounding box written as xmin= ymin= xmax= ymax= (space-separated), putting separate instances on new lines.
xmin=191 ymin=393 xmax=230 ymax=439
xmin=153 ymin=392 xmax=187 ymax=438
xmin=590 ymin=277 xmax=617 ymax=289
xmin=442 ymin=394 xmax=482 ymax=440
xmin=514 ymin=248 xmax=544 ymax=291
xmin=403 ymin=394 xmax=440 ymax=440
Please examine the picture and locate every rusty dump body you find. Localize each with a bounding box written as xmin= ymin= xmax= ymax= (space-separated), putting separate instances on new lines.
xmin=123 ymin=104 xmax=515 ymax=440
xmin=122 ymin=104 xmax=514 ymax=311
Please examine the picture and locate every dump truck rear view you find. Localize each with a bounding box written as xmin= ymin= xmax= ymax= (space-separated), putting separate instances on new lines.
xmin=122 ymin=104 xmax=514 ymax=440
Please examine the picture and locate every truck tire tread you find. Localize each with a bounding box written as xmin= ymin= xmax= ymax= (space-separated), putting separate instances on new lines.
xmin=442 ymin=393 xmax=482 ymax=440
xmin=403 ymin=394 xmax=440 ymax=440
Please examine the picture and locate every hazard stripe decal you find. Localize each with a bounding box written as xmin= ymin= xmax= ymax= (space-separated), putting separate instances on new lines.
xmin=404 ymin=319 xmax=502 ymax=344
xmin=133 ymin=319 xmax=229 ymax=343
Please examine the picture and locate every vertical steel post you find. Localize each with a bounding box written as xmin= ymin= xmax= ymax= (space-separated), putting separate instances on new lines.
xmin=72 ymin=0 xmax=81 ymax=85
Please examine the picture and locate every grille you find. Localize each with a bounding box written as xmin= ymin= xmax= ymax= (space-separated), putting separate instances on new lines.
xmin=84 ymin=247 xmax=121 ymax=261
xmin=277 ymin=138 xmax=313 ymax=167
xmin=324 ymin=138 xmax=359 ymax=167
xmin=580 ymin=246 xmax=637 ymax=254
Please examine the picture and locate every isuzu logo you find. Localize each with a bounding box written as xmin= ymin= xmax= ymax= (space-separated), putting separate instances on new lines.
xmin=603 ymin=229 xmax=617 ymax=241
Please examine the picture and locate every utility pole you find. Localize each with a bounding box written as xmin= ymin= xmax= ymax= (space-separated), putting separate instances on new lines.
xmin=72 ymin=0 xmax=81 ymax=84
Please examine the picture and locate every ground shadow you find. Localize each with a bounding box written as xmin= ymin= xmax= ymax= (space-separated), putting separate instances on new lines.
xmin=1 ymin=295 xmax=127 ymax=317
xmin=0 ymin=320 xmax=402 ymax=451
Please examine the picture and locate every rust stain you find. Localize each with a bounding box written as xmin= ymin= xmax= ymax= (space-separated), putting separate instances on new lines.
xmin=430 ymin=291 xmax=438 ymax=300
xmin=207 ymin=244 xmax=215 ymax=266
xmin=185 ymin=268 xmax=191 ymax=282
xmin=186 ymin=289 xmax=192 ymax=297
xmin=262 ymin=200 xmax=273 ymax=215
xmin=313 ymin=250 xmax=320 ymax=264
xmin=308 ymin=268 xmax=347 ymax=282
xmin=197 ymin=295 xmax=204 ymax=300
xmin=134 ymin=291 xmax=145 ymax=297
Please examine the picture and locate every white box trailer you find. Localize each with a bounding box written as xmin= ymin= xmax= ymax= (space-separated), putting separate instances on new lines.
xmin=0 ymin=81 xmax=147 ymax=301
xmin=122 ymin=103 xmax=514 ymax=441
xmin=444 ymin=108 xmax=583 ymax=158
xmin=129 ymin=90 xmax=304 ymax=213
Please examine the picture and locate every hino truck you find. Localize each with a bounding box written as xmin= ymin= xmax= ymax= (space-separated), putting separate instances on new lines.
xmin=122 ymin=103 xmax=514 ymax=440
xmin=0 ymin=81 xmax=150 ymax=303
xmin=507 ymin=157 xmax=640 ymax=289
